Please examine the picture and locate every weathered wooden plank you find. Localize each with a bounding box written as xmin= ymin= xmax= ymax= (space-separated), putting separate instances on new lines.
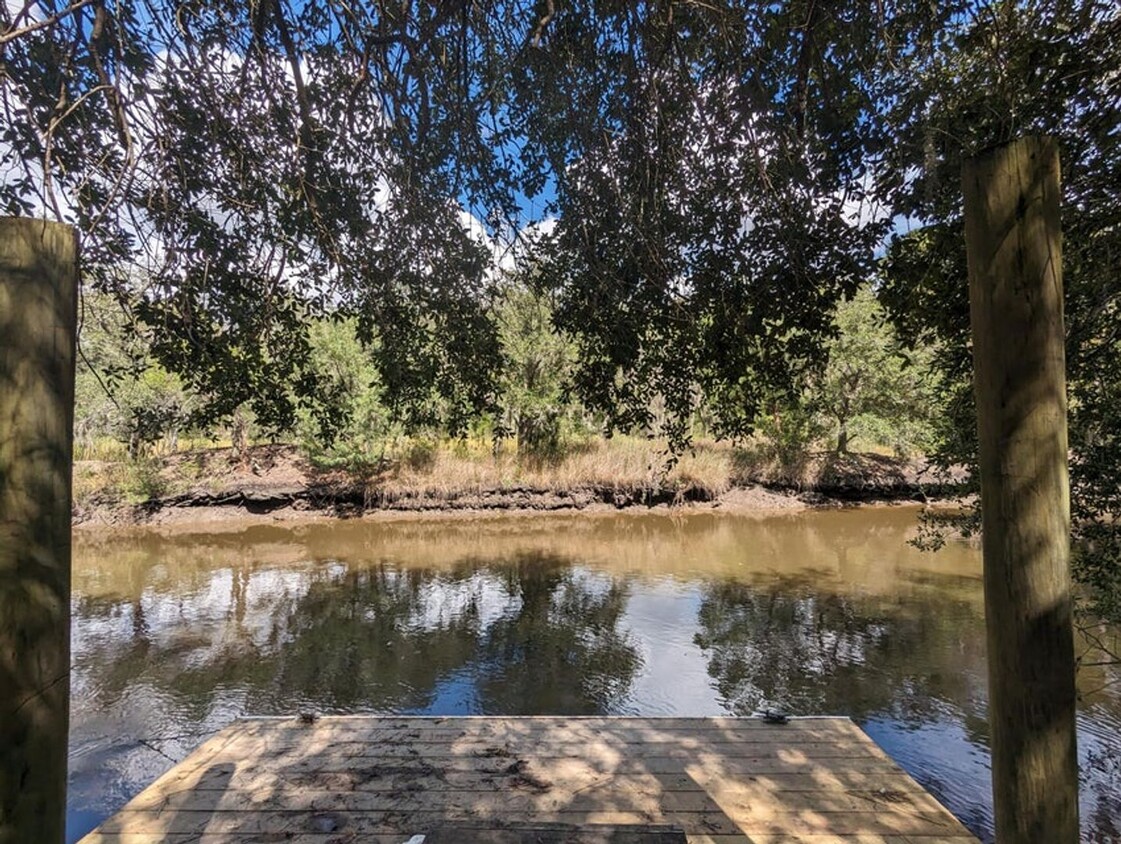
xmin=79 ymin=717 xmax=977 ymax=844
xmin=233 ymin=714 xmax=859 ymax=729
xmin=141 ymin=765 xmax=930 ymax=796
xmin=74 ymin=833 xmax=977 ymax=838
xmin=75 ymin=833 xmax=946 ymax=844
xmin=123 ymin=783 xmax=953 ymax=818
xmin=234 ymin=728 xmax=874 ymax=745
xmin=153 ymin=753 xmax=913 ymax=783
xmin=227 ymin=718 xmax=860 ymax=739
xmin=226 ymin=722 xmax=864 ymax=746
xmin=93 ymin=808 xmax=967 ymax=838
xmin=420 ymin=824 xmax=689 ymax=843
xmin=94 ymin=809 xmax=736 ymax=836
xmin=76 ymin=829 xmax=976 ymax=844
xmin=238 ymin=715 xmax=852 ymax=727
xmin=204 ymin=736 xmax=892 ymax=762
xmin=243 ymin=717 xmax=859 ymax=730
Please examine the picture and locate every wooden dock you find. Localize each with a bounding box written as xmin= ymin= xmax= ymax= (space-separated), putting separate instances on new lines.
xmin=78 ymin=716 xmax=980 ymax=843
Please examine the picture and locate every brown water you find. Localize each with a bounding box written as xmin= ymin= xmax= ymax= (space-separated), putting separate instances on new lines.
xmin=67 ymin=507 xmax=1121 ymax=843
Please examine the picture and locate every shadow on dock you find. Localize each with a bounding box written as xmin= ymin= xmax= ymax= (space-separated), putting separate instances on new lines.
xmin=78 ymin=716 xmax=979 ymax=843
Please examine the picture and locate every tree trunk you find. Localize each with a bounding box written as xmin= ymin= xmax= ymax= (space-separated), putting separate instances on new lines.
xmin=0 ymin=218 xmax=78 ymax=844
xmin=835 ymin=421 xmax=849 ymax=453
xmin=231 ymin=407 xmax=250 ymax=461
xmin=962 ymin=137 xmax=1079 ymax=843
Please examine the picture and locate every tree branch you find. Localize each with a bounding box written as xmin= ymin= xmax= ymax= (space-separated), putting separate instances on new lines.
xmin=0 ymin=0 xmax=97 ymax=45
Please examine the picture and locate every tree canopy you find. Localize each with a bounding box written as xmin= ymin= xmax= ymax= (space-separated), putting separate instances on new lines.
xmin=2 ymin=0 xmax=957 ymax=437
xmin=4 ymin=1 xmax=1121 ymax=614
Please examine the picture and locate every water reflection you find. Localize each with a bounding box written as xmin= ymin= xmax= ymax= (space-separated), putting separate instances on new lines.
xmin=69 ymin=508 xmax=1121 ymax=844
xmin=74 ymin=555 xmax=640 ymax=718
xmin=474 ymin=553 xmax=640 ymax=714
xmin=695 ymin=577 xmax=988 ymax=723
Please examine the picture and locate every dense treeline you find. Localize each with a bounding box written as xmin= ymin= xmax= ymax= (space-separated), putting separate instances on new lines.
xmin=74 ymin=279 xmax=941 ymax=467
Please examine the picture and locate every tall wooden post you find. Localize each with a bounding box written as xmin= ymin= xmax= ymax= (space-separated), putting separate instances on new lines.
xmin=963 ymin=137 xmax=1079 ymax=842
xmin=0 ymin=218 xmax=78 ymax=844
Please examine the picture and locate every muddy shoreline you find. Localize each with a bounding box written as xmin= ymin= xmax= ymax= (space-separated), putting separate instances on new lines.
xmin=71 ymin=443 xmax=969 ymax=529
xmin=73 ymin=472 xmax=964 ymax=530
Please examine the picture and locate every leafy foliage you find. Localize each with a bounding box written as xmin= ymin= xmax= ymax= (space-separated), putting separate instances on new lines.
xmin=295 ymin=318 xmax=392 ymax=471
xmin=520 ymin=2 xmax=896 ymax=444
xmin=494 ymin=273 xmax=580 ymax=456
xmin=815 ymin=286 xmax=938 ymax=456
xmin=74 ymin=294 xmax=194 ymax=458
xmin=1 ymin=0 xmax=938 ymax=445
xmin=3 ymin=0 xmax=515 ymax=431
xmin=878 ymin=0 xmax=1121 ymax=620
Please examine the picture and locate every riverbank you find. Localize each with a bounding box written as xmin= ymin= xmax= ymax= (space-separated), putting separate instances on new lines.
xmin=72 ymin=441 xmax=967 ymax=528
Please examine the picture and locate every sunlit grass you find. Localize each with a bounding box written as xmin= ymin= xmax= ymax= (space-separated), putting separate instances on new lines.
xmin=72 ymin=432 xmax=916 ymax=508
xmin=377 ymin=435 xmax=735 ymax=498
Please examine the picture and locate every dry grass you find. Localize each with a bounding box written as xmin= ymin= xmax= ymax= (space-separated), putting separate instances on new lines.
xmin=71 ymin=436 xmax=742 ymax=507
xmin=376 ymin=436 xmax=737 ymax=499
xmin=72 ymin=435 xmax=926 ymax=513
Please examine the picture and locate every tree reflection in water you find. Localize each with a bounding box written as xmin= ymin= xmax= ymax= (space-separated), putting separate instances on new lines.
xmin=258 ymin=564 xmax=485 ymax=712
xmin=72 ymin=553 xmax=640 ymax=718
xmin=476 ymin=552 xmax=640 ymax=714
xmin=694 ymin=577 xmax=989 ymax=725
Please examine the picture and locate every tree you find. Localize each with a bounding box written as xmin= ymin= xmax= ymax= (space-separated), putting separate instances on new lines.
xmin=74 ymin=293 xmax=196 ymax=457
xmin=494 ymin=274 xmax=577 ymax=456
xmin=3 ymin=0 xmax=511 ymax=434
xmin=815 ymin=286 xmax=937 ymax=455
xmin=296 ymin=318 xmax=392 ymax=470
xmin=519 ymin=1 xmax=896 ymax=445
xmin=1 ymin=0 xmax=924 ymax=445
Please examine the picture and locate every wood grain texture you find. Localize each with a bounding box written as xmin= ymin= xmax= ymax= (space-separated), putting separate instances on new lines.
xmin=0 ymin=217 xmax=78 ymax=844
xmin=78 ymin=716 xmax=979 ymax=843
xmin=963 ymin=136 xmax=1079 ymax=843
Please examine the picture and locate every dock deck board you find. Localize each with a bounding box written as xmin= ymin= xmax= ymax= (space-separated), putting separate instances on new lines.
xmin=78 ymin=716 xmax=979 ymax=843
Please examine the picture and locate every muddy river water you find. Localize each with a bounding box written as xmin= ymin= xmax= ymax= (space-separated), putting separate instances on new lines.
xmin=68 ymin=506 xmax=1121 ymax=842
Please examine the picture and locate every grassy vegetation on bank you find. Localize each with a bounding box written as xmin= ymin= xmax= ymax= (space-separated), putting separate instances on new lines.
xmin=72 ymin=433 xmax=937 ymax=516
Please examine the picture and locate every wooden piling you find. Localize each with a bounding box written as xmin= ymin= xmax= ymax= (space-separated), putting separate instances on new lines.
xmin=963 ymin=137 xmax=1079 ymax=842
xmin=0 ymin=217 xmax=78 ymax=844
